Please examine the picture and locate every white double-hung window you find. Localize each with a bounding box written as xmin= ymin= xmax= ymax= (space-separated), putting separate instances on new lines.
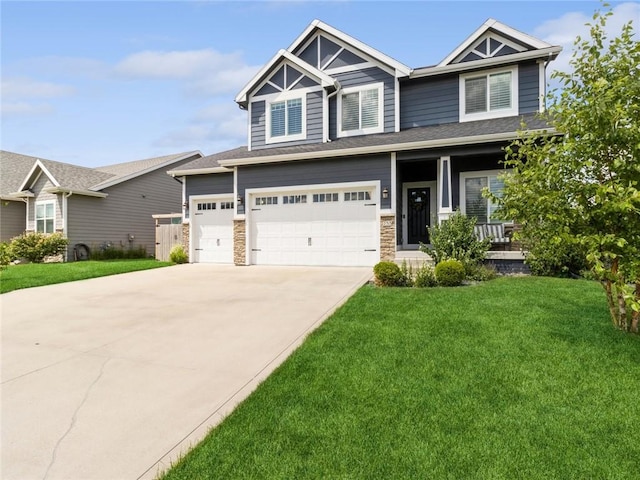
xmin=460 ymin=170 xmax=508 ymax=224
xmin=35 ymin=200 xmax=55 ymax=233
xmin=266 ymin=94 xmax=305 ymax=144
xmin=460 ymin=66 xmax=518 ymax=121
xmin=338 ymin=83 xmax=384 ymax=137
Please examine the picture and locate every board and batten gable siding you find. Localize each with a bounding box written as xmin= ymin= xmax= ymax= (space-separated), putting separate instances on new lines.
xmin=237 ymin=154 xmax=392 ymax=212
xmin=65 ymin=163 xmax=189 ymax=260
xmin=27 ymin=173 xmax=62 ymax=232
xmin=329 ymin=67 xmax=396 ymax=139
xmin=250 ymin=90 xmax=324 ymax=151
xmin=400 ymin=74 xmax=459 ymax=129
xmin=518 ymin=61 xmax=540 ymax=115
xmin=0 ymin=201 xmax=26 ymax=241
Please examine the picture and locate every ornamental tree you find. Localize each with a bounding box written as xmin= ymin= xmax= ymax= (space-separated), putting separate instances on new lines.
xmin=497 ymin=6 xmax=640 ymax=333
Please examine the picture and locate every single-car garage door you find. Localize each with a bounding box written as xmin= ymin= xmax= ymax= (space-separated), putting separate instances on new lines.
xmin=249 ymin=187 xmax=378 ymax=267
xmin=192 ymin=198 xmax=234 ymax=263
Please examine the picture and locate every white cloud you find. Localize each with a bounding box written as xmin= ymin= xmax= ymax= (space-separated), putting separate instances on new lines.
xmin=1 ymin=77 xmax=75 ymax=100
xmin=1 ymin=101 xmax=54 ymax=116
xmin=114 ymin=48 xmax=260 ymax=96
xmin=534 ymin=2 xmax=640 ymax=78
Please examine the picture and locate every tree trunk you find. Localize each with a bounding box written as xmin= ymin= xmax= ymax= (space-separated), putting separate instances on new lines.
xmin=631 ymin=281 xmax=640 ymax=334
xmin=603 ymin=279 xmax=618 ymax=327
xmin=616 ymin=287 xmax=628 ymax=331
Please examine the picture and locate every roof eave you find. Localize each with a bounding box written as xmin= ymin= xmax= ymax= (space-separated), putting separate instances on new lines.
xmin=45 ymin=187 xmax=108 ymax=198
xmin=167 ymin=166 xmax=232 ymax=177
xmin=218 ymin=127 xmax=557 ymax=168
xmin=411 ymin=46 xmax=562 ymax=79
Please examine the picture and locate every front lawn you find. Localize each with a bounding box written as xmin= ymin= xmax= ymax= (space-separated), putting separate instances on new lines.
xmin=0 ymin=259 xmax=172 ymax=293
xmin=163 ymin=277 xmax=640 ymax=480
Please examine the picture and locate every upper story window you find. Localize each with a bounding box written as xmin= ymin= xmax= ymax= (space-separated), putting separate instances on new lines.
xmin=337 ymin=83 xmax=384 ymax=137
xmin=266 ymin=94 xmax=306 ymax=144
xmin=36 ymin=201 xmax=55 ymax=233
xmin=460 ymin=66 xmax=518 ymax=122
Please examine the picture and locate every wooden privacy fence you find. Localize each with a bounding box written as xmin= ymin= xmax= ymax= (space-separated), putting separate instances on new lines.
xmin=153 ymin=214 xmax=183 ymax=261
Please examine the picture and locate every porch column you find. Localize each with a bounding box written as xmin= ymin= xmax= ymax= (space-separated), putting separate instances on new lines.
xmin=437 ymin=155 xmax=453 ymax=224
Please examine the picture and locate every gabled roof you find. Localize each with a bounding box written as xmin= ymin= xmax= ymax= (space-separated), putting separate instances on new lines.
xmin=439 ymin=18 xmax=554 ymax=67
xmin=2 ymin=150 xmax=202 ymax=198
xmin=235 ymin=49 xmax=339 ymax=108
xmin=288 ymin=19 xmax=411 ymax=77
xmin=169 ymin=113 xmax=554 ymax=175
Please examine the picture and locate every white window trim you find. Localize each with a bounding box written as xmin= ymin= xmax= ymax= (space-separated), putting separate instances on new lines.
xmin=35 ymin=200 xmax=56 ymax=233
xmin=459 ymin=169 xmax=512 ymax=224
xmin=265 ymin=91 xmax=307 ymax=145
xmin=459 ymin=66 xmax=518 ymax=122
xmin=337 ymin=82 xmax=385 ymax=138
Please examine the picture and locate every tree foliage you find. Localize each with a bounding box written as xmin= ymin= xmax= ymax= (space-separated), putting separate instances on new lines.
xmin=497 ymin=6 xmax=640 ymax=332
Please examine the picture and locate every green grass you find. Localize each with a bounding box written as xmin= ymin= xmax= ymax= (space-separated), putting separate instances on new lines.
xmin=0 ymin=259 xmax=172 ymax=293
xmin=162 ymin=277 xmax=640 ymax=480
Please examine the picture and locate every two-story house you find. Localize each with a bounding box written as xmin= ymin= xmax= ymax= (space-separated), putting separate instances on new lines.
xmin=168 ymin=19 xmax=561 ymax=267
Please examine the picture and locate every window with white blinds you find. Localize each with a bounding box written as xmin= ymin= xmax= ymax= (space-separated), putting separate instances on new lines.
xmin=460 ymin=67 xmax=517 ymax=121
xmin=338 ymin=83 xmax=384 ymax=137
xmin=266 ymin=95 xmax=305 ymax=143
xmin=461 ymin=171 xmax=507 ymax=224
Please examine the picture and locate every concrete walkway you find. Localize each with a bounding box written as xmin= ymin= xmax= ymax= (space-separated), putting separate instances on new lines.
xmin=1 ymin=264 xmax=371 ymax=480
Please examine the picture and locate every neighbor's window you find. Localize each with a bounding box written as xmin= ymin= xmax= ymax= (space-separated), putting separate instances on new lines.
xmin=460 ymin=171 xmax=506 ymax=224
xmin=460 ymin=67 xmax=517 ymax=121
xmin=35 ymin=201 xmax=55 ymax=233
xmin=267 ymin=96 xmax=305 ymax=143
xmin=338 ymin=83 xmax=384 ymax=137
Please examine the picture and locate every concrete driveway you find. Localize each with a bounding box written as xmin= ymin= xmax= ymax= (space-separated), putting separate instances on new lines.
xmin=1 ymin=264 xmax=371 ymax=480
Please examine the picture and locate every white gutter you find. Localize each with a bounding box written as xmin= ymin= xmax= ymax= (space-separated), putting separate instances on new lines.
xmin=218 ymin=127 xmax=557 ymax=167
xmin=45 ymin=187 xmax=108 ymax=198
xmin=168 ymin=166 xmax=232 ymax=177
xmin=411 ymin=46 xmax=561 ymax=79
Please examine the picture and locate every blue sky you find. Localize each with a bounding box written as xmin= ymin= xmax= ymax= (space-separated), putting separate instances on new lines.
xmin=2 ymin=1 xmax=638 ymax=167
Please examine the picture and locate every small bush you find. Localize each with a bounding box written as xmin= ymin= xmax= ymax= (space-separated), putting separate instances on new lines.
xmin=466 ymin=263 xmax=498 ymax=282
xmin=414 ymin=263 xmax=437 ymax=288
xmin=422 ymin=210 xmax=490 ymax=270
xmin=169 ymin=244 xmax=188 ymax=264
xmin=435 ymin=259 xmax=465 ymax=287
xmin=0 ymin=242 xmax=15 ymax=270
xmin=10 ymin=232 xmax=69 ymax=263
xmin=90 ymin=245 xmax=147 ymax=260
xmin=373 ymin=261 xmax=404 ymax=287
xmin=399 ymin=260 xmax=414 ymax=287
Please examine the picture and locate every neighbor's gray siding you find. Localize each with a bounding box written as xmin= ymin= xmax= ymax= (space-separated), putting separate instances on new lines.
xmin=251 ymin=90 xmax=324 ymax=150
xmin=400 ymin=74 xmax=459 ymax=129
xmin=27 ymin=174 xmax=62 ymax=232
xmin=329 ymin=67 xmax=396 ymax=138
xmin=518 ymin=61 xmax=540 ymax=115
xmin=0 ymin=201 xmax=26 ymax=241
xmin=237 ymin=154 xmax=392 ymax=212
xmin=65 ymin=158 xmax=195 ymax=260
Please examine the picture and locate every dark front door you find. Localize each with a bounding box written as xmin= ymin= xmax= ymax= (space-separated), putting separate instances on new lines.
xmin=407 ymin=187 xmax=430 ymax=244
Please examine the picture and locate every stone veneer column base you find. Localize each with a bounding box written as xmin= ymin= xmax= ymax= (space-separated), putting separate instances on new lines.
xmin=380 ymin=214 xmax=396 ymax=262
xmin=233 ymin=219 xmax=247 ymax=266
xmin=182 ymin=223 xmax=190 ymax=262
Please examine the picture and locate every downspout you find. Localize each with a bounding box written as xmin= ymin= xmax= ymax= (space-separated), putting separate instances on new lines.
xmin=325 ymin=82 xmax=341 ymax=143
xmin=63 ymin=192 xmax=72 ymax=261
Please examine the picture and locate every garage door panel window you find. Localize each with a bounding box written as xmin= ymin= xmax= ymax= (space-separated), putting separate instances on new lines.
xmin=344 ymin=191 xmax=372 ymax=201
xmin=220 ymin=201 xmax=235 ymax=210
xmin=283 ymin=194 xmax=307 ymax=205
xmin=197 ymin=202 xmax=216 ymax=210
xmin=255 ymin=196 xmax=278 ymax=206
xmin=313 ymin=193 xmax=339 ymax=203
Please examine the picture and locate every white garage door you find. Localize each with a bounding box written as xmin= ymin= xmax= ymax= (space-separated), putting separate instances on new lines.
xmin=192 ymin=199 xmax=234 ymax=263
xmin=249 ymin=188 xmax=378 ymax=267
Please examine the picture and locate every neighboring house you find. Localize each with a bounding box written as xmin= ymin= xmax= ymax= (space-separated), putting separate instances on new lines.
xmin=167 ymin=18 xmax=561 ymax=267
xmin=0 ymin=150 xmax=202 ymax=259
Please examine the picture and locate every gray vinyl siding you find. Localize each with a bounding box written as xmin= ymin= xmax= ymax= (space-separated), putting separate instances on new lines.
xmin=400 ymin=74 xmax=459 ymax=128
xmin=518 ymin=61 xmax=540 ymax=114
xmin=237 ymin=154 xmax=392 ymax=212
xmin=27 ymin=174 xmax=62 ymax=232
xmin=0 ymin=201 xmax=26 ymax=241
xmin=65 ymin=160 xmax=193 ymax=260
xmin=186 ymin=173 xmax=233 ymax=198
xmin=332 ymin=67 xmax=396 ymax=137
xmin=251 ymin=91 xmax=324 ymax=150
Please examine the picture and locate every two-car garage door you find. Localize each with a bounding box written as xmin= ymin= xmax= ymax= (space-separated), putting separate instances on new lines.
xmin=249 ymin=187 xmax=379 ymax=267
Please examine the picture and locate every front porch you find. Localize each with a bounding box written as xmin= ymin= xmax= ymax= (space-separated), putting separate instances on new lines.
xmin=394 ymin=249 xmax=528 ymax=275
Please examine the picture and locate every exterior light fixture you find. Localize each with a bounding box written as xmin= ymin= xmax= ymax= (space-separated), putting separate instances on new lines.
xmin=237 ymin=194 xmax=244 ymax=206
xmin=382 ymin=187 xmax=389 ymax=199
